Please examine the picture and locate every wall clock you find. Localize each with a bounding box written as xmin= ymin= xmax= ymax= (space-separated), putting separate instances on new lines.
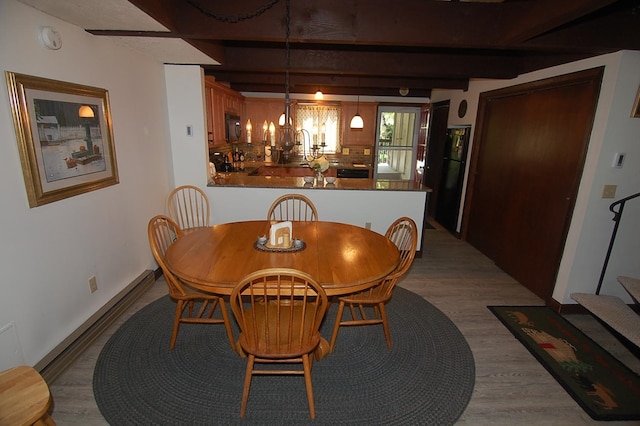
xmin=40 ymin=26 xmax=62 ymax=50
xmin=457 ymin=100 xmax=468 ymax=118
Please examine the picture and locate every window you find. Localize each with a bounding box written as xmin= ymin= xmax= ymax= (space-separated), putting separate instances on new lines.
xmin=295 ymin=104 xmax=341 ymax=154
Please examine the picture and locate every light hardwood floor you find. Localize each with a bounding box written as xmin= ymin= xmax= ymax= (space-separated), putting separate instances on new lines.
xmin=49 ymin=225 xmax=640 ymax=425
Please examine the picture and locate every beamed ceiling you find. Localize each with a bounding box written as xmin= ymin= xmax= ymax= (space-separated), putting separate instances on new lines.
xmin=23 ymin=0 xmax=640 ymax=98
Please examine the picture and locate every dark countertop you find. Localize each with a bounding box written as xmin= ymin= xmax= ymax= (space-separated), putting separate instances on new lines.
xmin=209 ymin=173 xmax=430 ymax=192
xmin=216 ymin=160 xmax=372 ymax=174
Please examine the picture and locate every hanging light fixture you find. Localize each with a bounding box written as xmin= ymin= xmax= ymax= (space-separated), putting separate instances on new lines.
xmin=350 ymin=94 xmax=364 ymax=129
xmin=275 ymin=0 xmax=295 ymax=163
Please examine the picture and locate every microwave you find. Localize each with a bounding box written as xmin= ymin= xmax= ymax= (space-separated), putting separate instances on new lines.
xmin=225 ymin=113 xmax=241 ymax=142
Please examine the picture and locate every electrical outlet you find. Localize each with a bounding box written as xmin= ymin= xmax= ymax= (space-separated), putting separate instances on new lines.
xmin=342 ymin=147 xmax=350 ymax=155
xmin=364 ymin=148 xmax=371 ymax=156
xmin=602 ymin=185 xmax=617 ymax=199
xmin=365 ymin=222 xmax=372 ymax=230
xmin=89 ymin=276 xmax=98 ymax=293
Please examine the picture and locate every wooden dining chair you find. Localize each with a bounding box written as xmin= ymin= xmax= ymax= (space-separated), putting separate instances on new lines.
xmin=167 ymin=185 xmax=210 ymax=233
xmin=147 ymin=215 xmax=234 ymax=350
xmin=329 ymin=216 xmax=418 ymax=352
xmin=267 ymin=193 xmax=318 ymax=221
xmin=230 ymin=268 xmax=329 ymax=419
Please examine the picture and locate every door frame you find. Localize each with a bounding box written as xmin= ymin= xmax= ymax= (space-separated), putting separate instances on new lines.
xmin=373 ymin=105 xmax=421 ymax=180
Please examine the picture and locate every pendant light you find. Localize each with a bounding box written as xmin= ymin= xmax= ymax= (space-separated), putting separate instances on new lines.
xmin=350 ymin=94 xmax=364 ymax=129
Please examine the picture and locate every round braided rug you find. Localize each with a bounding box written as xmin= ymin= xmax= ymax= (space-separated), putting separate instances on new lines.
xmin=94 ymin=286 xmax=475 ymax=425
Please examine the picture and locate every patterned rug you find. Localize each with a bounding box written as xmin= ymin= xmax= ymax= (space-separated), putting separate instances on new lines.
xmin=489 ymin=305 xmax=640 ymax=421
xmin=94 ymin=287 xmax=475 ymax=425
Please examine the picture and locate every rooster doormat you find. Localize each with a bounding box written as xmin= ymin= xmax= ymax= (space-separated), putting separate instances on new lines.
xmin=489 ymin=305 xmax=640 ymax=420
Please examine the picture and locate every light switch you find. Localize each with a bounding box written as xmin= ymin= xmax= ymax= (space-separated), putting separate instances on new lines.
xmin=342 ymin=147 xmax=350 ymax=155
xmin=364 ymin=148 xmax=371 ymax=155
xmin=613 ymin=152 xmax=625 ymax=168
xmin=602 ymin=185 xmax=617 ymax=199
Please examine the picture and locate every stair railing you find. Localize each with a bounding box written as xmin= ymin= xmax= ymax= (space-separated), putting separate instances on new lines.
xmin=595 ymin=191 xmax=640 ymax=294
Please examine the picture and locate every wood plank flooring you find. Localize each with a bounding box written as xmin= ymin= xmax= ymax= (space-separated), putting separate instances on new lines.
xmin=48 ymin=225 xmax=640 ymax=425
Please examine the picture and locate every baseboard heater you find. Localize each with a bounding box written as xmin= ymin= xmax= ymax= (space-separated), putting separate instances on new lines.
xmin=36 ymin=269 xmax=156 ymax=383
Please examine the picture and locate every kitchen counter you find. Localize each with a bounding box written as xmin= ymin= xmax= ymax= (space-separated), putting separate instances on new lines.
xmin=209 ymin=174 xmax=429 ymax=192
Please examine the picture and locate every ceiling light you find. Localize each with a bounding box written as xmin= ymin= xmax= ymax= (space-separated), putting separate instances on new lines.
xmin=350 ymin=95 xmax=364 ymax=129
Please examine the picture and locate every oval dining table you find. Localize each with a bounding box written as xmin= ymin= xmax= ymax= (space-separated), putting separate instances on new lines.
xmin=165 ymin=220 xmax=400 ymax=297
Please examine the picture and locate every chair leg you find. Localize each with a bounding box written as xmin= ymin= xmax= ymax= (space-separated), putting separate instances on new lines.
xmin=329 ymin=300 xmax=346 ymax=352
xmin=170 ymin=301 xmax=184 ymax=349
xmin=302 ymin=354 xmax=316 ymax=419
xmin=240 ymin=355 xmax=255 ymax=418
xmin=379 ymin=302 xmax=392 ymax=349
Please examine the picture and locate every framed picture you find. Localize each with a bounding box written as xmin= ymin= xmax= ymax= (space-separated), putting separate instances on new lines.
xmin=633 ymin=85 xmax=640 ymax=118
xmin=5 ymin=71 xmax=118 ymax=207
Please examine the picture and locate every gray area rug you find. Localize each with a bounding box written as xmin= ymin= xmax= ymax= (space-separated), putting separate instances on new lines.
xmin=94 ymin=286 xmax=475 ymax=425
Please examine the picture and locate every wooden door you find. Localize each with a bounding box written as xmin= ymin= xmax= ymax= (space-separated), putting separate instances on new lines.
xmin=424 ymin=100 xmax=449 ymax=218
xmin=463 ymin=68 xmax=603 ymax=301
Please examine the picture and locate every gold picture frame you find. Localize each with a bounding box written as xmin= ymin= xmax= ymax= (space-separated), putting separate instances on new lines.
xmin=6 ymin=72 xmax=118 ymax=207
xmin=633 ymin=85 xmax=640 ymax=118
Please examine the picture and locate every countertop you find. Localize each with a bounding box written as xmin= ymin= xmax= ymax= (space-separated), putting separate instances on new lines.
xmin=209 ymin=173 xmax=430 ymax=192
xmin=218 ymin=160 xmax=372 ymax=174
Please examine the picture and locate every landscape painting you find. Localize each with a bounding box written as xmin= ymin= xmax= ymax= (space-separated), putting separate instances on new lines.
xmin=6 ymin=72 xmax=118 ymax=207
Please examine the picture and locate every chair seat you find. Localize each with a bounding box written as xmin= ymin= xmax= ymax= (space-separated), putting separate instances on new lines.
xmin=339 ymin=291 xmax=390 ymax=305
xmin=0 ymin=366 xmax=55 ymax=426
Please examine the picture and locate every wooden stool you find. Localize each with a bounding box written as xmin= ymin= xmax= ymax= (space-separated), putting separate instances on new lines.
xmin=0 ymin=365 xmax=55 ymax=425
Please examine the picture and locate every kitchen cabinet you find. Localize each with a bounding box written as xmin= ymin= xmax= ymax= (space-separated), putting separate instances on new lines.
xmin=244 ymin=98 xmax=294 ymax=143
xmin=341 ymin=102 xmax=378 ymax=146
xmin=204 ymin=77 xmax=244 ymax=147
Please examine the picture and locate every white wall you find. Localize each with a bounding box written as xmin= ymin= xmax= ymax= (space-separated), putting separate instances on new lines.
xmin=204 ymin=186 xmax=427 ymax=249
xmin=164 ymin=65 xmax=209 ymax=187
xmin=0 ymin=0 xmax=172 ymax=369
xmin=432 ymin=51 xmax=640 ymax=304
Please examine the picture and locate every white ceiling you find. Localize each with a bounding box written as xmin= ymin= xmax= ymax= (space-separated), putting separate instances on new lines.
xmin=18 ymin=0 xmax=219 ymax=65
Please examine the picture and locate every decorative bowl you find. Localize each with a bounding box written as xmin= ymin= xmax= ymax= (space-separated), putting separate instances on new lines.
xmin=325 ymin=177 xmax=336 ymax=184
xmin=303 ymin=176 xmax=315 ymax=184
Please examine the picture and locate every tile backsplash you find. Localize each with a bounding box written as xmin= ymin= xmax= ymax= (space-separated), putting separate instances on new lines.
xmin=211 ymin=143 xmax=374 ymax=166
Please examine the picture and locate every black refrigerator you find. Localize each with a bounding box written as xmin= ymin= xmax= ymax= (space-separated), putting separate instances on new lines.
xmin=435 ymin=126 xmax=470 ymax=234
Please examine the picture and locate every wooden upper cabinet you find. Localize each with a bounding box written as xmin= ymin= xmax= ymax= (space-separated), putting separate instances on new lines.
xmin=204 ymin=77 xmax=244 ymax=147
xmin=243 ymin=98 xmax=293 ymax=143
xmin=341 ymin=101 xmax=377 ymax=146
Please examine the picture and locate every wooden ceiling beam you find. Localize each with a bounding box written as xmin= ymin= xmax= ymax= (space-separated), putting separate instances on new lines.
xmin=127 ymin=0 xmax=603 ymax=50
xmin=227 ymin=82 xmax=431 ymax=98
xmin=206 ymin=46 xmax=523 ymax=79
xmin=495 ymin=0 xmax=619 ymax=44
xmin=206 ymin=71 xmax=467 ymax=91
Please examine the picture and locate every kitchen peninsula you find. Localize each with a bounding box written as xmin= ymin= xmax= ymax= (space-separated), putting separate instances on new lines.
xmin=205 ymin=161 xmax=430 ymax=251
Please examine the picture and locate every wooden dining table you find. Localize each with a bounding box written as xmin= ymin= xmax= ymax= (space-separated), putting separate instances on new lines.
xmin=165 ymin=220 xmax=400 ymax=297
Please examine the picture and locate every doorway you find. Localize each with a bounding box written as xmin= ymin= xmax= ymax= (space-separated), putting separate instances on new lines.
xmin=423 ymin=101 xmax=450 ymax=218
xmin=462 ymin=68 xmax=604 ymax=301
xmin=374 ymin=106 xmax=420 ymax=180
